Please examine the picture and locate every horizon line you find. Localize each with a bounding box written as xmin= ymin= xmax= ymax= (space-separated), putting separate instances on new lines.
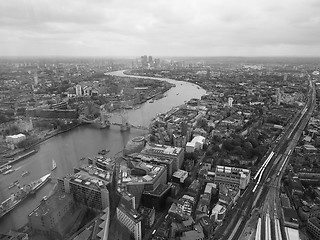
xmin=0 ymin=55 xmax=320 ymax=59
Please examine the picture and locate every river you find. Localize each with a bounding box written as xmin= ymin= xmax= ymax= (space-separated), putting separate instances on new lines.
xmin=0 ymin=70 xmax=206 ymax=233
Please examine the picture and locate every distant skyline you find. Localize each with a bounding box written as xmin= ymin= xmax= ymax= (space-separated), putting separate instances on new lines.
xmin=1 ymin=0 xmax=320 ymax=57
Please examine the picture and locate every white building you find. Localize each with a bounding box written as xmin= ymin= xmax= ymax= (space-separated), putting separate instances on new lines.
xmin=204 ymin=183 xmax=217 ymax=201
xmin=116 ymin=204 xmax=142 ymax=240
xmin=172 ymin=169 xmax=189 ymax=183
xmin=34 ymin=72 xmax=38 ymax=85
xmin=228 ymin=97 xmax=233 ymax=107
xmin=83 ymin=86 xmax=92 ymax=96
xmin=211 ymin=204 xmax=226 ymax=223
xmin=6 ymin=133 xmax=26 ymax=145
xmin=75 ymin=85 xmax=82 ymax=96
xmin=214 ymin=165 xmax=250 ymax=190
xmin=186 ymin=136 xmax=206 ymax=153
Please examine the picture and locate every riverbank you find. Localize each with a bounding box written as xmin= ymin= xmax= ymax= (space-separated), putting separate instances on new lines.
xmin=0 ymin=70 xmax=207 ymax=235
xmin=123 ymin=69 xmax=207 ymax=92
xmin=0 ymin=122 xmax=83 ymax=169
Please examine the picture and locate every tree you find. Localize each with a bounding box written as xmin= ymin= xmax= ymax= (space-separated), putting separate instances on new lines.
xmin=222 ymin=140 xmax=235 ymax=151
xmin=211 ymin=135 xmax=222 ymax=144
xmin=205 ymin=148 xmax=213 ymax=157
xmin=149 ymin=135 xmax=156 ymax=142
xmin=243 ymin=141 xmax=253 ymax=150
xmin=248 ymin=138 xmax=259 ymax=148
xmin=4 ymin=125 xmax=20 ymax=137
xmin=185 ymin=152 xmax=197 ymax=161
xmin=16 ymin=136 xmax=38 ymax=149
xmin=202 ymin=143 xmax=208 ymax=151
xmin=252 ymin=145 xmax=267 ymax=159
xmin=212 ymin=144 xmax=220 ymax=152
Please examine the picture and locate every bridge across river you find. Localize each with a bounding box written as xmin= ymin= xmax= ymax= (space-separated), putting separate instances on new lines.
xmin=79 ymin=115 xmax=148 ymax=131
xmin=108 ymin=122 xmax=149 ymax=131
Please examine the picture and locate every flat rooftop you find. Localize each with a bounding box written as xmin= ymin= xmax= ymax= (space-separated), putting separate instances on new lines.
xmin=120 ymin=160 xmax=166 ymax=185
xmin=144 ymin=183 xmax=170 ymax=196
xmin=143 ymin=144 xmax=183 ymax=157
xmin=65 ymin=166 xmax=112 ymax=190
xmin=29 ymin=192 xmax=73 ymax=217
xmin=129 ymin=153 xmax=174 ymax=165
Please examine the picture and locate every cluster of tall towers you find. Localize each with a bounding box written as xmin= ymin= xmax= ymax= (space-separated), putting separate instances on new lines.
xmin=140 ymin=55 xmax=160 ymax=68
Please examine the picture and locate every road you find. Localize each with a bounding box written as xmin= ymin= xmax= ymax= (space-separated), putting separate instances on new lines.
xmin=214 ymin=77 xmax=316 ymax=240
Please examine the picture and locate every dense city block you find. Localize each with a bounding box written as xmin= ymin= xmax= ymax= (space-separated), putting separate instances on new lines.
xmin=0 ymin=57 xmax=320 ymax=240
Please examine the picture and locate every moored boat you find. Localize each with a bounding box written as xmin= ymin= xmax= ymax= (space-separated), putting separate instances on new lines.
xmin=0 ymin=173 xmax=51 ymax=218
xmin=3 ymin=169 xmax=15 ymax=175
xmin=13 ymin=149 xmax=38 ymax=163
xmin=0 ymin=165 xmax=12 ymax=173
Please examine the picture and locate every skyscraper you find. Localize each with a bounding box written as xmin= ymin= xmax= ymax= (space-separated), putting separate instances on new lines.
xmin=148 ymin=56 xmax=153 ymax=65
xmin=141 ymin=55 xmax=148 ymax=68
xmin=34 ymin=72 xmax=38 ymax=86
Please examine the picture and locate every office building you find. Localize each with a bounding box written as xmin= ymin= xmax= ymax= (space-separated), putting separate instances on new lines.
xmin=141 ymin=183 xmax=171 ymax=211
xmin=67 ymin=207 xmax=110 ymax=240
xmin=124 ymin=136 xmax=146 ymax=156
xmin=0 ymin=232 xmax=28 ymax=240
xmin=172 ymin=169 xmax=189 ymax=184
xmin=276 ymin=88 xmax=281 ymax=105
xmin=117 ymin=204 xmax=142 ymax=240
xmin=141 ymin=55 xmax=148 ymax=68
xmin=211 ymin=204 xmax=226 ymax=223
xmin=214 ymin=165 xmax=250 ymax=190
xmin=128 ymin=153 xmax=174 ymax=179
xmin=118 ymin=160 xmax=167 ymax=208
xmin=34 ymin=72 xmax=38 ymax=86
xmin=141 ymin=143 xmax=184 ymax=172
xmin=28 ymin=192 xmax=75 ymax=239
xmin=148 ymin=56 xmax=153 ymax=65
xmin=139 ymin=206 xmax=155 ymax=228
xmin=57 ymin=165 xmax=112 ymax=211
xmin=307 ymin=217 xmax=320 ymax=240
xmin=75 ymin=84 xmax=82 ymax=96
xmin=186 ymin=135 xmax=205 ymax=153
xmin=199 ymin=216 xmax=214 ymax=238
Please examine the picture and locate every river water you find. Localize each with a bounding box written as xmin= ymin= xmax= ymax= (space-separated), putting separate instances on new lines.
xmin=0 ymin=70 xmax=206 ymax=233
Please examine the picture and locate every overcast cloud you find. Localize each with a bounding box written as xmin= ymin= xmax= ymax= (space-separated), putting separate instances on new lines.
xmin=0 ymin=0 xmax=319 ymax=57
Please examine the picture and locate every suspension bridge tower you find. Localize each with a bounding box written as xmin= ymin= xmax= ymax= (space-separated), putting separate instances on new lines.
xmin=99 ymin=105 xmax=110 ymax=128
xmin=120 ymin=109 xmax=130 ymax=132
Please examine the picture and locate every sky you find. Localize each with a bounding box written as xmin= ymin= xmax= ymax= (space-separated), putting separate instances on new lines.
xmin=0 ymin=0 xmax=320 ymax=57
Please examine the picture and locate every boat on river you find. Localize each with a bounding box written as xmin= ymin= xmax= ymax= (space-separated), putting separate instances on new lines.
xmin=0 ymin=165 xmax=12 ymax=173
xmin=21 ymin=171 xmax=30 ymax=177
xmin=51 ymin=159 xmax=57 ymax=171
xmin=0 ymin=173 xmax=51 ymax=218
xmin=3 ymin=169 xmax=15 ymax=175
xmin=8 ymin=180 xmax=19 ymax=189
xmin=98 ymin=149 xmax=110 ymax=155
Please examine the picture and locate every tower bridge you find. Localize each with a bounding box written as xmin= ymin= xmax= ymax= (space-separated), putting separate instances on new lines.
xmin=79 ymin=103 xmax=149 ymax=131
xmin=79 ymin=115 xmax=148 ymax=131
